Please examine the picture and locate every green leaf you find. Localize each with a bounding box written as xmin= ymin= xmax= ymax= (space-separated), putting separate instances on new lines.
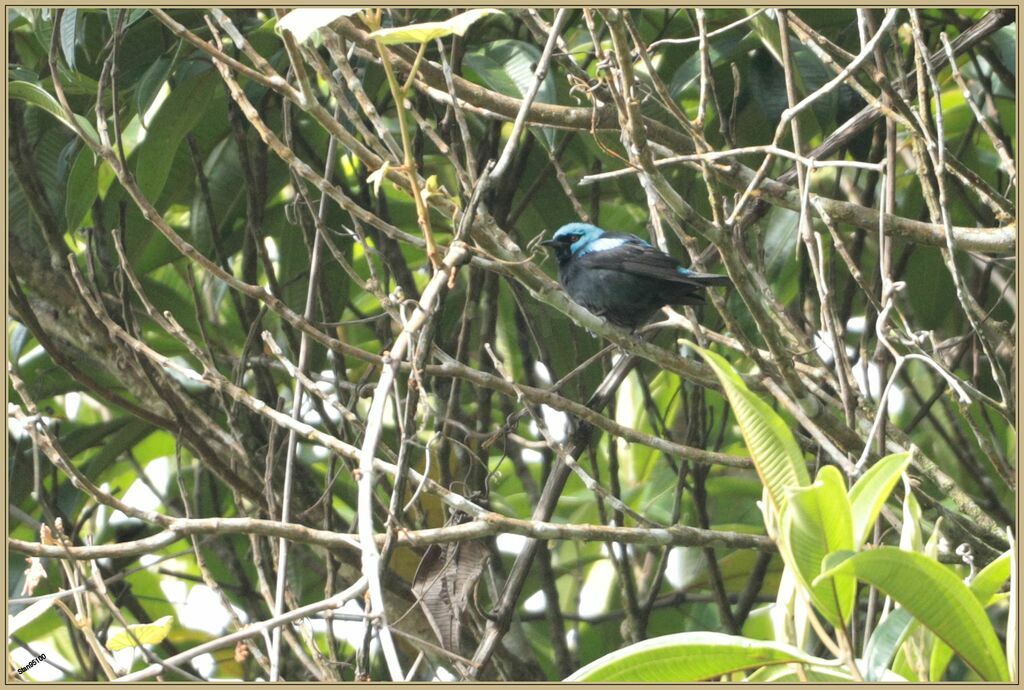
xmin=900 ymin=476 xmax=923 ymax=552
xmin=10 ymin=347 xmax=88 ymax=401
xmin=930 ymin=550 xmax=1012 ymax=680
xmin=783 ymin=465 xmax=855 ymax=627
xmin=105 ymin=615 xmax=173 ymax=651
xmin=848 ymin=452 xmax=910 ymax=546
xmin=135 ymin=55 xmax=172 ymax=124
xmin=747 ymin=663 xmax=906 ymax=682
xmin=107 ymin=8 xmax=147 ymax=30
xmin=369 ymin=9 xmax=502 ymax=45
xmin=565 ymin=631 xmax=824 ymax=681
xmin=1008 ymin=529 xmax=1017 ymax=683
xmin=9 ymin=322 xmax=34 ymax=366
xmin=135 ymin=69 xmax=217 ymax=202
xmin=276 ymin=8 xmax=362 ymax=43
xmin=745 ymin=8 xmax=784 ymax=64
xmin=463 ymin=39 xmax=557 ymax=149
xmin=864 ymin=607 xmax=915 ymax=681
xmin=740 ymin=605 xmax=775 ymax=641
xmin=924 ymin=515 xmax=944 ymax=560
xmin=680 ymin=549 xmax=781 ymax=596
xmin=80 ymin=418 xmax=156 ymax=486
xmin=819 ymin=547 xmax=1009 ymax=681
xmin=689 ymin=343 xmax=810 ymax=516
xmin=9 ymin=80 xmax=98 ymax=144
xmin=42 ymin=66 xmax=101 ymax=96
xmin=9 ymin=599 xmax=54 ymax=637
xmin=189 ymin=133 xmax=294 ymax=259
xmin=55 ymin=418 xmax=134 ymax=457
xmin=59 ymin=8 xmax=77 ymax=70
xmin=65 ymin=146 xmax=98 ymax=232
xmin=667 ymin=30 xmax=753 ymax=97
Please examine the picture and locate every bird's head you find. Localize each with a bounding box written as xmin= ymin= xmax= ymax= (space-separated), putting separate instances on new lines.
xmin=541 ymin=223 xmax=605 ymax=263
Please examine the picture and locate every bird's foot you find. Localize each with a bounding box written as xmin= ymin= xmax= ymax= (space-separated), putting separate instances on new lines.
xmin=608 ymin=329 xmax=646 ymax=355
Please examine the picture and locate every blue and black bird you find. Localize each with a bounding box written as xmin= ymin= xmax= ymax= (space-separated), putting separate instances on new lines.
xmin=541 ymin=222 xmax=730 ymax=330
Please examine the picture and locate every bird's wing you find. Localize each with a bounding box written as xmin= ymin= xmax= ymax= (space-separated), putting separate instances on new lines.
xmin=577 ymin=242 xmax=730 ymax=287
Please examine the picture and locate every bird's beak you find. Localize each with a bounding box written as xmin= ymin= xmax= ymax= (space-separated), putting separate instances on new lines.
xmin=540 ymin=239 xmax=559 ymax=248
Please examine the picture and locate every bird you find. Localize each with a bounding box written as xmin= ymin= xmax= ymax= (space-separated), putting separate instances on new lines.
xmin=541 ymin=222 xmax=730 ymax=330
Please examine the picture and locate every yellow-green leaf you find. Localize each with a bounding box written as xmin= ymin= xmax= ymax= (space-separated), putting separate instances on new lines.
xmin=369 ymin=9 xmax=502 ymax=45
xmin=105 ymin=615 xmax=174 ymax=651
xmin=930 ymin=550 xmax=1012 ymax=680
xmin=783 ymin=465 xmax=855 ymax=628
xmin=900 ymin=475 xmax=923 ymax=552
xmin=565 ymin=631 xmax=825 ymax=682
xmin=819 ymin=548 xmax=1008 ymax=681
xmin=689 ymin=343 xmax=809 ymax=516
xmin=848 ymin=452 xmax=910 ymax=547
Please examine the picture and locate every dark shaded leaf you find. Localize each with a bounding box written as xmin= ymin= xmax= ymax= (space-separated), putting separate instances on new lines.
xmin=135 ymin=55 xmax=172 ymax=123
xmin=464 ymin=39 xmax=557 ymax=149
xmin=65 ymin=145 xmax=98 ymax=232
xmin=864 ymin=607 xmax=915 ymax=681
xmin=9 ymin=80 xmax=99 ymax=144
xmin=58 ymin=8 xmax=77 ymax=70
xmin=135 ymin=67 xmax=218 ymax=202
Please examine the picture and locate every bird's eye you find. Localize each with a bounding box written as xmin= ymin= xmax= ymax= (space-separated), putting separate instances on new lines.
xmin=568 ymin=234 xmax=580 ymax=243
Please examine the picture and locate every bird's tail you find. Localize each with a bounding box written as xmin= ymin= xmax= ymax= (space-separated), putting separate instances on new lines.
xmin=681 ymin=270 xmax=731 ymax=286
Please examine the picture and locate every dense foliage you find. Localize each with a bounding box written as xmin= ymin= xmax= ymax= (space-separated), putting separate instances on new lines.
xmin=7 ymin=7 xmax=1016 ymax=682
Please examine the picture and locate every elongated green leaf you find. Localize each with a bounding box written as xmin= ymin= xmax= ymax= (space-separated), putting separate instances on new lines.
xmin=10 ymin=80 xmax=99 ymax=144
xmin=1008 ymin=530 xmax=1017 ymax=683
xmin=9 ymin=323 xmax=34 ymax=365
xmin=745 ymin=664 xmax=849 ymax=681
xmin=464 ymin=39 xmax=555 ymax=103
xmin=680 ymin=549 xmax=781 ymax=595
xmin=565 ymin=631 xmax=823 ymax=682
xmin=65 ymin=146 xmax=98 ymax=232
xmin=106 ymin=8 xmax=147 ymax=30
xmin=276 ymin=8 xmax=362 ymax=43
xmin=8 ymin=599 xmax=54 ymax=637
xmin=747 ymin=662 xmax=907 ymax=682
xmin=819 ymin=547 xmax=1009 ymax=681
xmin=930 ymin=551 xmax=1012 ymax=680
xmin=784 ymin=465 xmax=855 ymax=627
xmin=81 ymin=418 xmax=157 ymax=486
xmin=668 ymin=29 xmax=753 ymax=97
xmin=59 ymin=8 xmax=77 ymax=70
xmin=848 ymin=451 xmax=910 ymax=546
xmin=43 ymin=66 xmax=101 ymax=96
xmin=135 ymin=69 xmax=217 ymax=202
xmin=864 ymin=607 xmax=915 ymax=681
xmin=464 ymin=39 xmax=556 ymax=149
xmin=135 ymin=55 xmax=172 ymax=123
xmin=740 ymin=604 xmax=774 ymax=641
xmin=691 ymin=344 xmax=809 ymax=515
xmin=51 ymin=419 xmax=134 ymax=457
xmin=924 ymin=515 xmax=944 ymax=559
xmin=370 ymin=9 xmax=502 ymax=45
xmin=745 ymin=8 xmax=783 ymax=64
xmin=900 ymin=476 xmax=923 ymax=552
